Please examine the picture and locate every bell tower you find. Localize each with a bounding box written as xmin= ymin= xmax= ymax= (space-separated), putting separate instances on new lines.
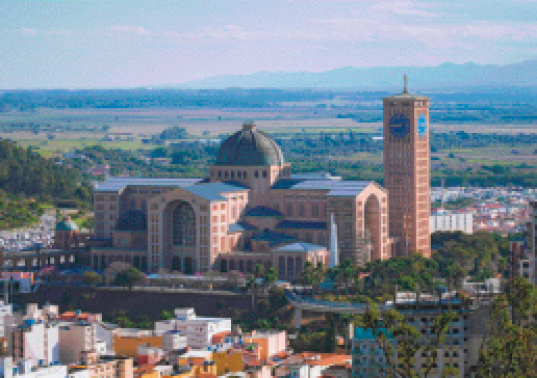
xmin=383 ymin=77 xmax=431 ymax=257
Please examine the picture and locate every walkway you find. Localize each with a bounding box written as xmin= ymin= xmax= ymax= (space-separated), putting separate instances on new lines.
xmin=285 ymin=290 xmax=389 ymax=330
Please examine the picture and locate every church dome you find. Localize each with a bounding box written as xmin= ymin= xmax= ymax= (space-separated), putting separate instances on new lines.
xmin=56 ymin=217 xmax=79 ymax=232
xmin=115 ymin=210 xmax=147 ymax=232
xmin=216 ymin=121 xmax=285 ymax=166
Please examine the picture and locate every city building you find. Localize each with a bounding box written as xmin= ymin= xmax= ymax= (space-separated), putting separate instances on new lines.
xmin=352 ymin=328 xmax=395 ymax=378
xmin=154 ymin=308 xmax=231 ymax=350
xmin=91 ymin=120 xmax=392 ymax=275
xmin=9 ymin=320 xmax=60 ymax=370
xmin=113 ymin=329 xmax=164 ymax=358
xmin=510 ymin=200 xmax=536 ymax=285
xmin=383 ymin=78 xmax=431 ymax=257
xmin=58 ymin=322 xmax=98 ymax=364
xmin=0 ymin=301 xmax=13 ymax=338
xmin=430 ymin=210 xmax=473 ymax=234
xmin=74 ymin=351 xmax=134 ymax=378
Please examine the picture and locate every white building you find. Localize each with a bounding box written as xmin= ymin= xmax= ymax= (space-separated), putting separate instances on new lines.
xmin=10 ymin=320 xmax=60 ymax=371
xmin=430 ymin=210 xmax=473 ymax=234
xmin=162 ymin=331 xmax=188 ymax=352
xmin=0 ymin=357 xmax=68 ymax=378
xmin=154 ymin=308 xmax=231 ymax=349
xmin=59 ymin=322 xmax=98 ymax=364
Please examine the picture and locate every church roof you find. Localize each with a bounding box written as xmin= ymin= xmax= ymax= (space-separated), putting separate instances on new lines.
xmin=95 ymin=177 xmax=202 ymax=193
xmin=272 ymin=179 xmax=371 ymax=197
xmin=228 ymin=222 xmax=257 ymax=233
xmin=56 ymin=217 xmax=79 ymax=232
xmin=276 ymin=220 xmax=327 ymax=230
xmin=215 ymin=121 xmax=285 ymax=166
xmin=273 ymin=242 xmax=326 ymax=253
xmin=251 ymin=230 xmax=296 ymax=247
xmin=245 ymin=206 xmax=282 ymax=217
xmin=184 ymin=182 xmax=249 ymax=201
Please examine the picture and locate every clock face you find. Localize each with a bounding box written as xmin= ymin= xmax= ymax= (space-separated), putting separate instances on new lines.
xmin=389 ymin=114 xmax=410 ymax=138
xmin=418 ymin=114 xmax=427 ymax=138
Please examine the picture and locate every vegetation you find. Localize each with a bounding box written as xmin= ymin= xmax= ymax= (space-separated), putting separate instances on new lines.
xmin=81 ymin=271 xmax=102 ymax=286
xmin=114 ymin=267 xmax=146 ymax=289
xmin=0 ymin=139 xmax=92 ymax=208
xmin=476 ymin=277 xmax=537 ymax=377
xmin=361 ymin=304 xmax=458 ymax=377
xmin=0 ymin=191 xmax=44 ymax=230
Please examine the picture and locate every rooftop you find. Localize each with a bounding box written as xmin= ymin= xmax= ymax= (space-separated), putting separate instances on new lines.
xmin=184 ymin=181 xmax=249 ymax=201
xmin=272 ymin=179 xmax=372 ymax=197
xmin=95 ymin=177 xmax=202 ymax=193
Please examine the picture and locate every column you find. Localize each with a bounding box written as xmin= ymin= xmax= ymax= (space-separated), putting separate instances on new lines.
xmin=294 ymin=308 xmax=302 ymax=331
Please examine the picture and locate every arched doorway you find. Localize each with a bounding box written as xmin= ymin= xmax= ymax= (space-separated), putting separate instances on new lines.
xmin=364 ymin=195 xmax=382 ymax=261
xmin=184 ymin=257 xmax=193 ymax=274
xmin=172 ymin=256 xmax=182 ymax=272
xmin=220 ymin=259 xmax=228 ymax=273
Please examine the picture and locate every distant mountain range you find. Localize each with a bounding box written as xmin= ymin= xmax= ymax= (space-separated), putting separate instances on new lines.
xmin=178 ymin=59 xmax=537 ymax=91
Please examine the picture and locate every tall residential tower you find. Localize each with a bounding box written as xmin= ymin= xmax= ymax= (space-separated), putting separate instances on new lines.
xmin=383 ymin=77 xmax=431 ymax=257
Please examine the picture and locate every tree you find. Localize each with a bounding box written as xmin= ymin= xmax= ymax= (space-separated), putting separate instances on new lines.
xmin=104 ymin=262 xmax=132 ymax=285
xmin=113 ymin=267 xmax=145 ymax=289
xmin=150 ymin=147 xmax=168 ymax=158
xmin=476 ymin=277 xmax=537 ymax=377
xmin=361 ymin=304 xmax=457 ymax=378
xmin=81 ymin=271 xmax=102 ymax=286
xmin=262 ymin=267 xmax=277 ymax=288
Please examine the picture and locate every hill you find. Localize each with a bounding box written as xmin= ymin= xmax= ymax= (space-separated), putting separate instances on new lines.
xmin=0 ymin=139 xmax=92 ymax=208
xmin=180 ymin=59 xmax=537 ymax=91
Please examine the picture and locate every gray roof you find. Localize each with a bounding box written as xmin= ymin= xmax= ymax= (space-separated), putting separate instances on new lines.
xmin=382 ymin=92 xmax=430 ymax=101
xmin=228 ymin=222 xmax=257 ymax=233
xmin=184 ymin=182 xmax=249 ymax=201
xmin=251 ymin=230 xmax=296 ymax=247
xmin=273 ymin=242 xmax=326 ymax=253
xmin=272 ymin=179 xmax=372 ymax=197
xmin=95 ymin=177 xmax=202 ymax=193
xmin=276 ymin=220 xmax=327 ymax=230
xmin=245 ymin=206 xmax=282 ymax=217
xmin=215 ymin=122 xmax=285 ymax=166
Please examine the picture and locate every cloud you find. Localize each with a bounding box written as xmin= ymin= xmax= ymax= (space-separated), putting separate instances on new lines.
xmin=108 ymin=25 xmax=152 ymax=36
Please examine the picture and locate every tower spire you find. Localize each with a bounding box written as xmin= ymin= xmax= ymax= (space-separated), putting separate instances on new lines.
xmin=404 ymin=74 xmax=408 ymax=94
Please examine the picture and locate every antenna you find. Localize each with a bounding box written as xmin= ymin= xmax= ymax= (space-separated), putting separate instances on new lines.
xmin=404 ymin=74 xmax=408 ymax=94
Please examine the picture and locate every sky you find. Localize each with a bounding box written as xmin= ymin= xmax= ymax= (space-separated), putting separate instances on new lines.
xmin=1 ymin=0 xmax=536 ymax=89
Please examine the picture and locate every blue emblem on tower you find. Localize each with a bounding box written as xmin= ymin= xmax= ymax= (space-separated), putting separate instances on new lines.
xmin=418 ymin=114 xmax=427 ymax=138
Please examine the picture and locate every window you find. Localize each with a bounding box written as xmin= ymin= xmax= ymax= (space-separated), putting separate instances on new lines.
xmin=299 ymin=204 xmax=305 ymax=217
xmin=312 ymin=204 xmax=319 ymax=217
xmin=286 ymin=204 xmax=294 ymax=216
xmin=262 ymin=170 xmax=267 ymax=178
xmin=172 ymin=202 xmax=196 ymax=246
xmin=254 ymin=171 xmax=259 ymax=178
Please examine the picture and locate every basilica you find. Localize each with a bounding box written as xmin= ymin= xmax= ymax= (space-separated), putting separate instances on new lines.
xmin=90 ymin=121 xmax=391 ymax=279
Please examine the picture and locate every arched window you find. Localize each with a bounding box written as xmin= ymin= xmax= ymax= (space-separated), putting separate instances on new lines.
xmin=229 ymin=259 xmax=236 ymax=271
xmin=231 ymin=171 xmax=235 ymax=179
xmin=254 ymin=171 xmax=259 ymax=178
xmin=225 ymin=171 xmax=229 ymax=178
xmin=246 ymin=260 xmax=253 ymax=273
xmin=244 ymin=171 xmax=248 ymax=178
xmin=279 ymin=256 xmax=285 ymax=276
xmin=237 ymin=171 xmax=242 ymax=178
xmin=239 ymin=260 xmax=244 ymax=272
xmin=172 ymin=202 xmax=196 ymax=246
xmin=262 ymin=171 xmax=267 ymax=178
